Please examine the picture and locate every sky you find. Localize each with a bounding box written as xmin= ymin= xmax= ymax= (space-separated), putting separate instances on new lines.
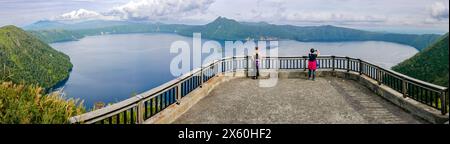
xmin=0 ymin=0 xmax=448 ymax=34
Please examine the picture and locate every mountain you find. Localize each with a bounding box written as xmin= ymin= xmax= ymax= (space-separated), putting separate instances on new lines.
xmin=392 ymin=33 xmax=449 ymax=87
xmin=177 ymin=17 xmax=441 ymax=50
xmin=24 ymin=20 xmax=191 ymax=42
xmin=24 ymin=20 xmax=134 ymax=31
xmin=22 ymin=20 xmax=68 ymax=30
xmin=23 ymin=20 xmax=158 ymax=31
xmin=28 ymin=29 xmax=83 ymax=43
xmin=24 ymin=17 xmax=441 ymax=51
xmin=0 ymin=25 xmax=73 ymax=88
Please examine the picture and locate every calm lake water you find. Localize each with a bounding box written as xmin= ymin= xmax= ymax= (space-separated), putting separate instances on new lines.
xmin=51 ymin=33 xmax=418 ymax=108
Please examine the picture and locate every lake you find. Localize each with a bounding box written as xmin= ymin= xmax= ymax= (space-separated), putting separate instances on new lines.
xmin=51 ymin=33 xmax=418 ymax=109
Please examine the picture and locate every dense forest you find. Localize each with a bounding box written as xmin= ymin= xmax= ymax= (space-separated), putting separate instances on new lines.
xmin=392 ymin=33 xmax=449 ymax=87
xmin=24 ymin=17 xmax=441 ymax=51
xmin=0 ymin=25 xmax=73 ymax=88
xmin=0 ymin=25 xmax=83 ymax=124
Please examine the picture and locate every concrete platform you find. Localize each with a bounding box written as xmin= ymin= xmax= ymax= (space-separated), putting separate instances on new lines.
xmin=173 ymin=77 xmax=425 ymax=124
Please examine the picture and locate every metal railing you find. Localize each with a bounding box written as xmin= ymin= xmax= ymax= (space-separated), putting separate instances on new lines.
xmin=69 ymin=56 xmax=448 ymax=124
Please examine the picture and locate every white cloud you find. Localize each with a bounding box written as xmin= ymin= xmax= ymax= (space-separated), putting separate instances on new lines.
xmin=429 ymin=1 xmax=449 ymax=21
xmin=52 ymin=0 xmax=216 ymax=22
xmin=280 ymin=11 xmax=386 ymax=24
xmin=107 ymin=0 xmax=215 ymax=21
xmin=54 ymin=9 xmax=117 ymax=21
xmin=229 ymin=0 xmax=387 ymax=26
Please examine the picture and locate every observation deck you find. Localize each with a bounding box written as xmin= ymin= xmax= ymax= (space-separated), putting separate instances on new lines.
xmin=69 ymin=56 xmax=449 ymax=124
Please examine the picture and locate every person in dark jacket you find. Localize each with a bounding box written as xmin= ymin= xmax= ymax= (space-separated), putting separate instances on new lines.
xmin=254 ymin=46 xmax=260 ymax=79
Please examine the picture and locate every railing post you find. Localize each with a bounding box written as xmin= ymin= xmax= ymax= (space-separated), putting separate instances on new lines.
xmin=232 ymin=56 xmax=236 ymax=73
xmin=246 ymin=55 xmax=249 ymax=77
xmin=136 ymin=95 xmax=144 ymax=124
xmin=346 ymin=57 xmax=350 ymax=72
xmin=441 ymin=90 xmax=447 ymax=115
xmin=331 ymin=56 xmax=335 ymax=71
xmin=303 ymin=56 xmax=307 ymax=71
xmin=215 ymin=60 xmax=219 ymax=77
xmin=358 ymin=59 xmax=363 ymax=75
xmin=377 ymin=68 xmax=382 ymax=85
xmin=200 ymin=66 xmax=203 ymax=88
xmin=402 ymin=79 xmax=407 ymax=98
xmin=176 ymin=83 xmax=181 ymax=105
xmin=212 ymin=62 xmax=215 ymax=77
xmin=279 ymin=58 xmax=282 ymax=69
xmin=221 ymin=58 xmax=225 ymax=74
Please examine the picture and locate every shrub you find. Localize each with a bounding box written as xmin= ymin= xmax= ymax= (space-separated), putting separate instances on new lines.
xmin=0 ymin=82 xmax=84 ymax=124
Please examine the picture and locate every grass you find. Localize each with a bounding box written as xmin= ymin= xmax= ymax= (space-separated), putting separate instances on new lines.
xmin=0 ymin=82 xmax=85 ymax=124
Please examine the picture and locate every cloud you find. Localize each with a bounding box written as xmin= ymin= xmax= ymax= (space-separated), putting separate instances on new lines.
xmin=107 ymin=0 xmax=215 ymax=21
xmin=52 ymin=0 xmax=216 ymax=22
xmin=281 ymin=12 xmax=386 ymax=24
xmin=429 ymin=1 xmax=449 ymax=21
xmin=236 ymin=0 xmax=386 ymax=26
xmin=53 ymin=9 xmax=117 ymax=21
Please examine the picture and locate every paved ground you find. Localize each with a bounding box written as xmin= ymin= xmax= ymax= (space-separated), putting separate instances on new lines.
xmin=173 ymin=77 xmax=425 ymax=124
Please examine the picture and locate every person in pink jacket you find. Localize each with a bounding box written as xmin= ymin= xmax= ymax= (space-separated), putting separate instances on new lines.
xmin=308 ymin=48 xmax=320 ymax=80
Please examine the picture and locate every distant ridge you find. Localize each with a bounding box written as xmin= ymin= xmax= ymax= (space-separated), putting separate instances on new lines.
xmin=24 ymin=17 xmax=442 ymax=51
xmin=176 ymin=17 xmax=442 ymax=51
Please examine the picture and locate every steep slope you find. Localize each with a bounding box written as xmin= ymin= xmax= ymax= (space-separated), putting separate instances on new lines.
xmin=392 ymin=33 xmax=449 ymax=87
xmin=0 ymin=25 xmax=73 ymax=88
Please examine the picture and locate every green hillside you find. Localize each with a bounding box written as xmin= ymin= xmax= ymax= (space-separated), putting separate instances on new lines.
xmin=0 ymin=25 xmax=73 ymax=88
xmin=392 ymin=33 xmax=449 ymax=87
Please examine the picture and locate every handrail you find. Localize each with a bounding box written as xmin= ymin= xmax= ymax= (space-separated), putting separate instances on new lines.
xmin=70 ymin=55 xmax=448 ymax=124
